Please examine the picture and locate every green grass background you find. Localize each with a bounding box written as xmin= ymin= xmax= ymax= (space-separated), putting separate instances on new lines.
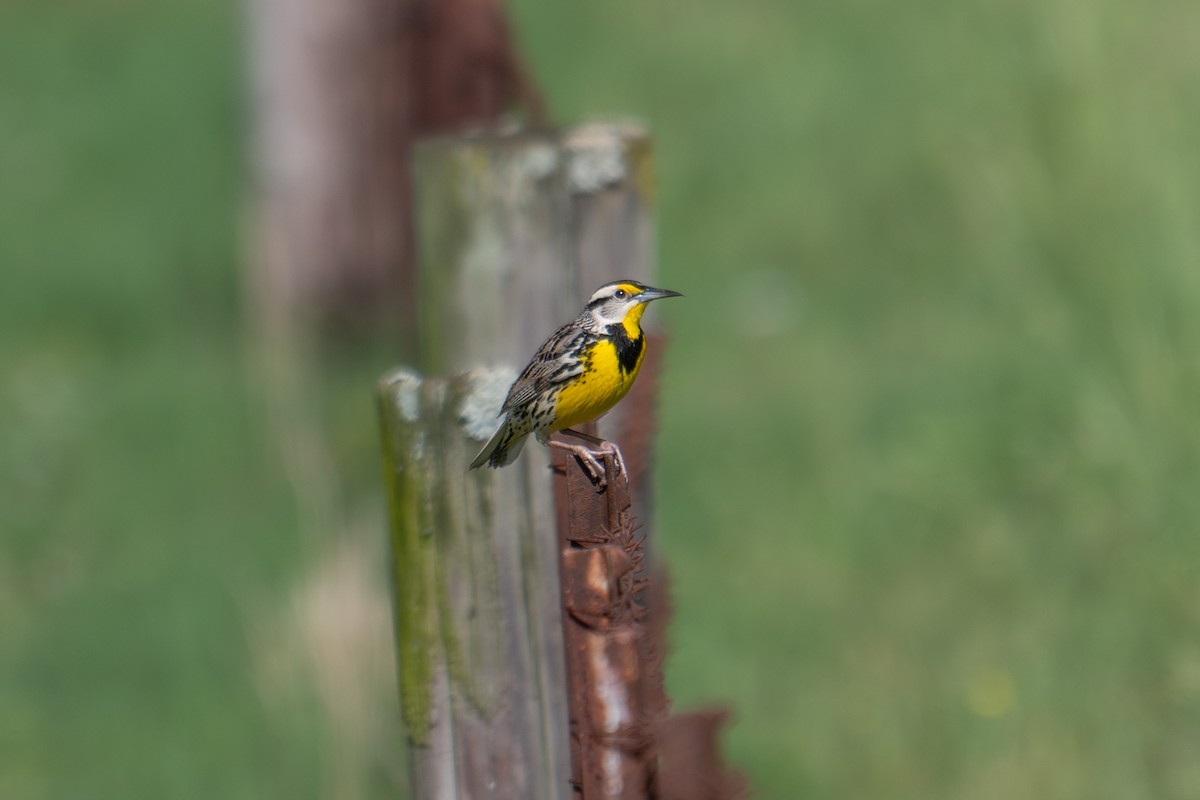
xmin=5 ymin=0 xmax=1200 ymax=797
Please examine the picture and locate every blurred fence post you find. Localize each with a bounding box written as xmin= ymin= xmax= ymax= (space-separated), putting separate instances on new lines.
xmin=246 ymin=0 xmax=543 ymax=333
xmin=246 ymin=0 xmax=415 ymax=331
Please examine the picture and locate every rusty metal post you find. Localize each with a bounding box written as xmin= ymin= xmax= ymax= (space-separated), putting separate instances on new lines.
xmin=549 ymin=445 xmax=749 ymax=800
xmin=553 ymin=451 xmax=667 ymax=800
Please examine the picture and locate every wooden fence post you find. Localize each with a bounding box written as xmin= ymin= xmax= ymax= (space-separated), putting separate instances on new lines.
xmin=375 ymin=125 xmax=734 ymax=800
xmin=380 ymin=364 xmax=558 ymax=798
xmin=381 ymin=132 xmax=575 ymax=800
xmin=562 ymin=125 xmax=659 ymax=515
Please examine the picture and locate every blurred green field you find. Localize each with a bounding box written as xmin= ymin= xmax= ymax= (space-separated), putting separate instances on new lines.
xmin=5 ymin=0 xmax=1200 ymax=797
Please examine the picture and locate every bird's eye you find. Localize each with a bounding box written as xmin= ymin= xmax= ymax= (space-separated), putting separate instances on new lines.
xmin=614 ymin=289 xmax=627 ymax=299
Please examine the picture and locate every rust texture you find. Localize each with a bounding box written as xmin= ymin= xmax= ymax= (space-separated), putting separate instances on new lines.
xmin=553 ymin=448 xmax=658 ymax=800
xmin=552 ymin=452 xmax=749 ymax=800
xmin=552 ymin=348 xmax=747 ymax=800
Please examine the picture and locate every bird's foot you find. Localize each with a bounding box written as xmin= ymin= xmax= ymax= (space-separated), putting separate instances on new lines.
xmin=548 ymin=436 xmax=627 ymax=490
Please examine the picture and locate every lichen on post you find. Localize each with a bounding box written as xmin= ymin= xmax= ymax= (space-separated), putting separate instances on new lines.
xmin=379 ymin=363 xmax=567 ymax=798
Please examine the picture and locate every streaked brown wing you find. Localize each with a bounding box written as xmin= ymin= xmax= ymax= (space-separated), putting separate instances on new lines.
xmin=501 ymin=322 xmax=592 ymax=412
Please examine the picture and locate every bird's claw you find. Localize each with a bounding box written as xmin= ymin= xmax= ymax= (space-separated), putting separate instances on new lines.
xmin=575 ymin=449 xmax=608 ymax=490
xmin=550 ymin=438 xmax=628 ymax=491
xmin=596 ymin=440 xmax=628 ymax=484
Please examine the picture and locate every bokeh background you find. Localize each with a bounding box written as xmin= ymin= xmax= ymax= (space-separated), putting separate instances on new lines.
xmin=5 ymin=0 xmax=1200 ymax=797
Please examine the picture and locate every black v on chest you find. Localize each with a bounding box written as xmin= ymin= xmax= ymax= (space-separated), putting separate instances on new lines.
xmin=606 ymin=323 xmax=645 ymax=375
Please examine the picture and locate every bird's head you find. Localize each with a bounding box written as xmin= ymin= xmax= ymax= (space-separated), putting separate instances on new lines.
xmin=585 ymin=280 xmax=683 ymax=336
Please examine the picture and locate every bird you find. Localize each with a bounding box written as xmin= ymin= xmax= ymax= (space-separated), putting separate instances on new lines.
xmin=469 ymin=279 xmax=682 ymax=486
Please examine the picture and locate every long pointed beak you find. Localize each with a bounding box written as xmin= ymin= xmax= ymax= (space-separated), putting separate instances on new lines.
xmin=640 ymin=285 xmax=684 ymax=302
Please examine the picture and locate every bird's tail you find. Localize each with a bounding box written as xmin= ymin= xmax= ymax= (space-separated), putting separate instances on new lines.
xmin=468 ymin=417 xmax=529 ymax=470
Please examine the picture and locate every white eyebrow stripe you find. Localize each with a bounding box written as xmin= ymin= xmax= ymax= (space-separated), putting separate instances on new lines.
xmin=588 ymin=282 xmax=642 ymax=303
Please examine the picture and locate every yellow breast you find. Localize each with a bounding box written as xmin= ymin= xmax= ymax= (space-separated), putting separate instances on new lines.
xmin=550 ymin=338 xmax=644 ymax=432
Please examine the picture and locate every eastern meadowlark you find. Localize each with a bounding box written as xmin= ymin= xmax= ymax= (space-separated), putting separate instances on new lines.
xmin=469 ymin=279 xmax=682 ymax=486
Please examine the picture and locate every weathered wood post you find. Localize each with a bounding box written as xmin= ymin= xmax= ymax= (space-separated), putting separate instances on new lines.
xmin=562 ymin=125 xmax=659 ymax=515
xmin=380 ymin=364 xmax=558 ymax=797
xmin=378 ymin=125 xmax=659 ymax=799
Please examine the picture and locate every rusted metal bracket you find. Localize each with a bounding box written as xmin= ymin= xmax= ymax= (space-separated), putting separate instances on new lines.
xmin=553 ymin=449 xmax=665 ymax=800
xmin=551 ymin=447 xmax=748 ymax=800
